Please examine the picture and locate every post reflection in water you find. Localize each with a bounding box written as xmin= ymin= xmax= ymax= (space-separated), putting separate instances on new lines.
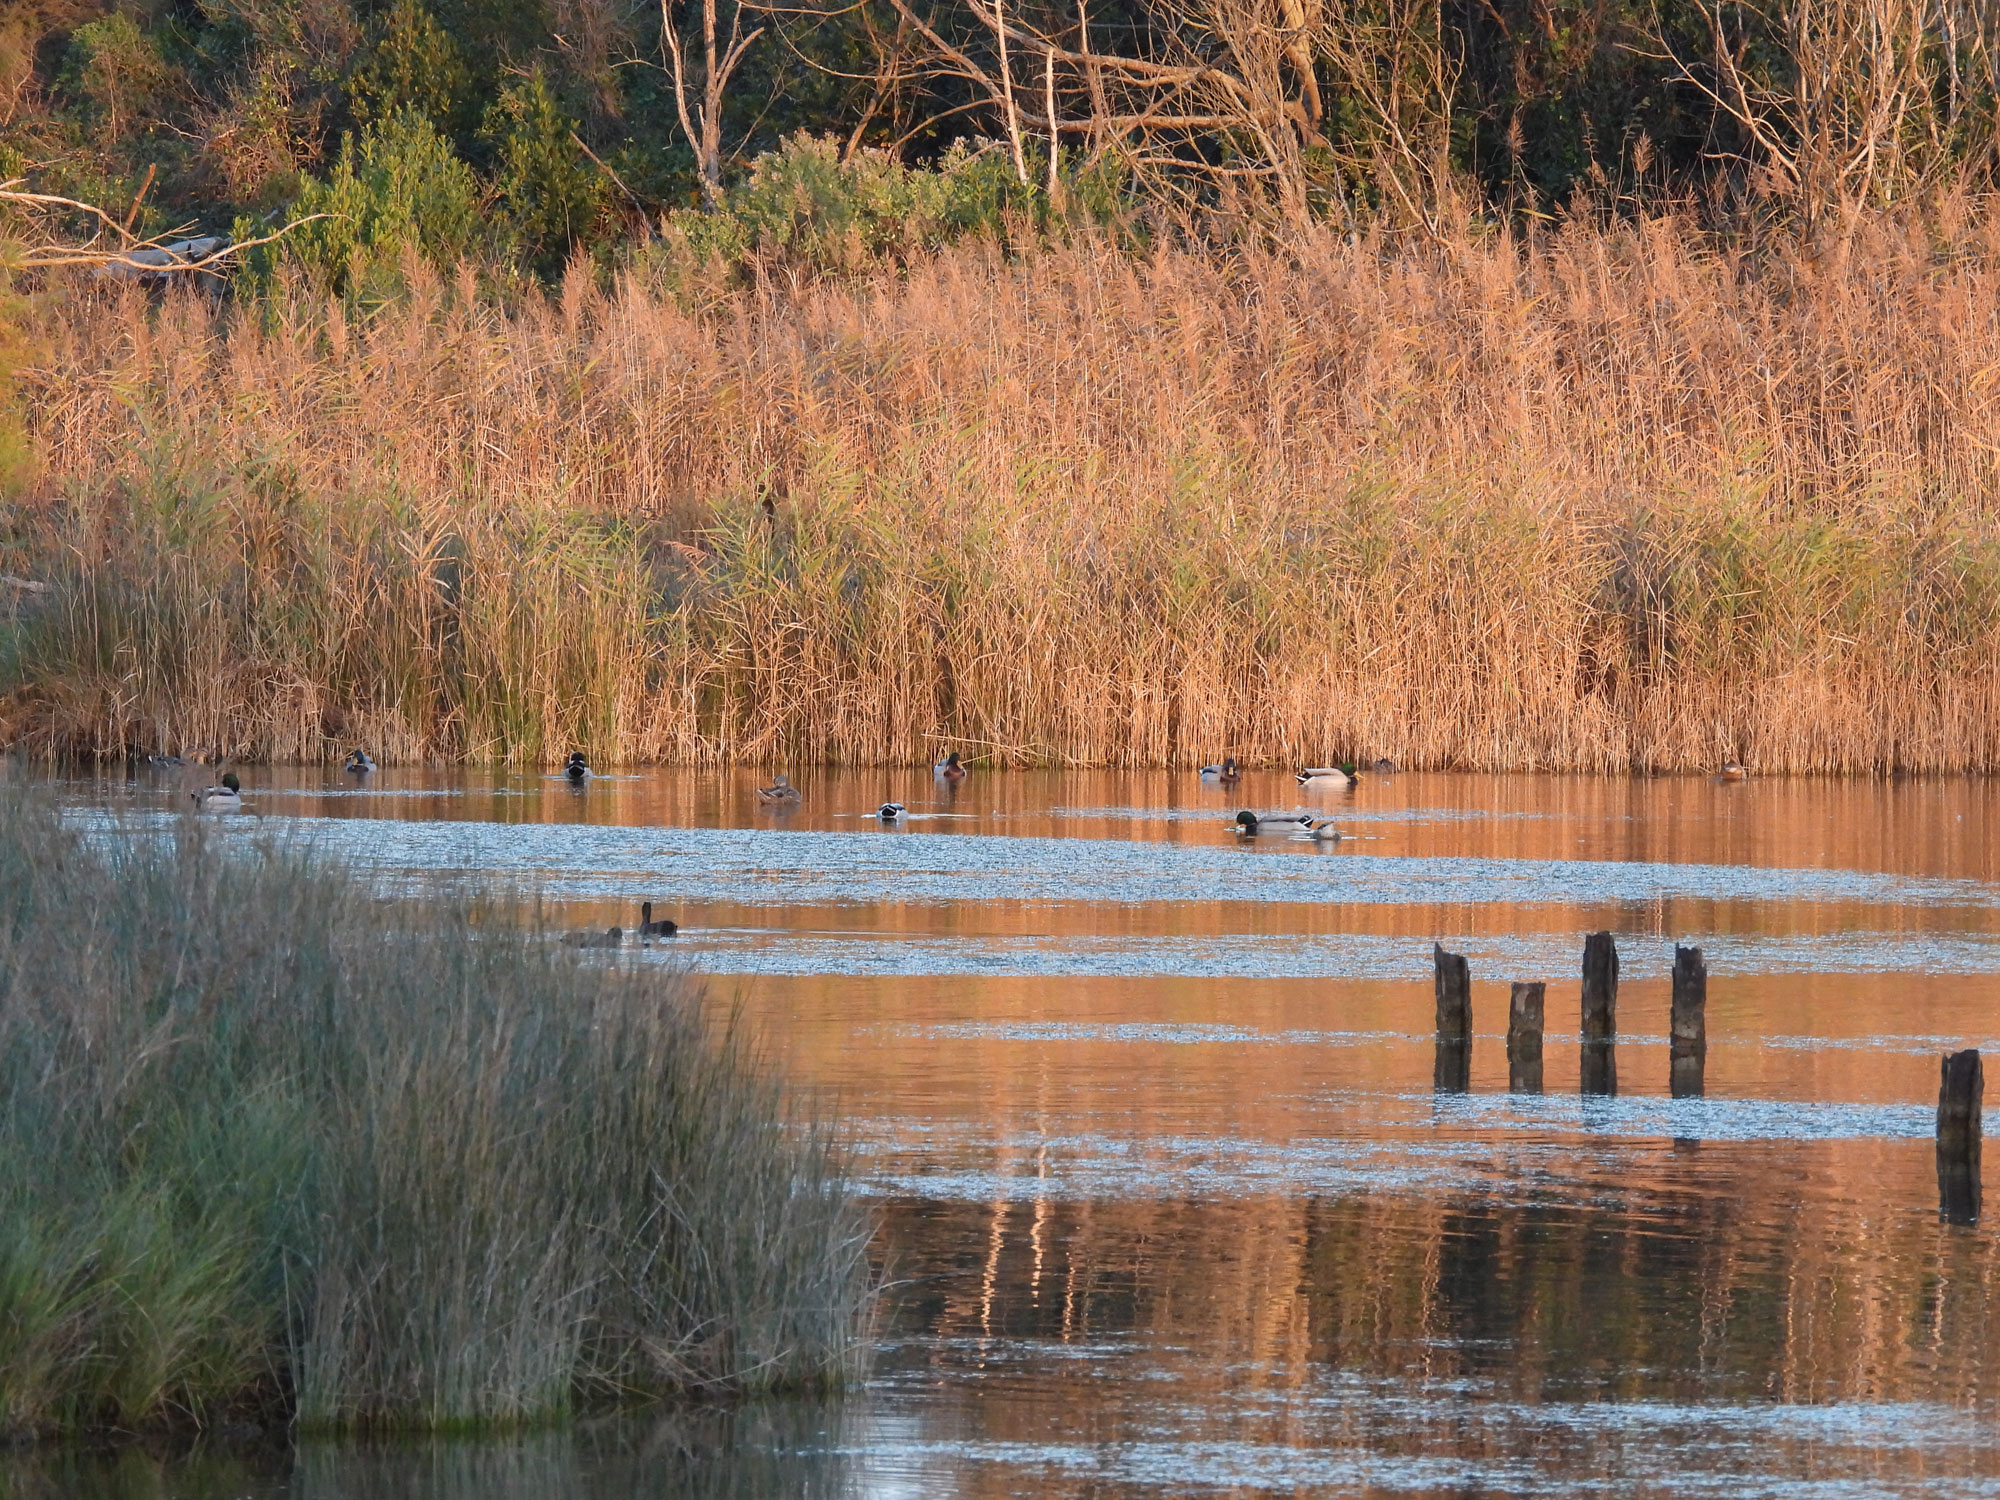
xmin=30 ymin=766 xmax=2000 ymax=1495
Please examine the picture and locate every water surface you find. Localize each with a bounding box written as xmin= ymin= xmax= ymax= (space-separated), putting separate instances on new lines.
xmin=20 ymin=765 xmax=2000 ymax=1496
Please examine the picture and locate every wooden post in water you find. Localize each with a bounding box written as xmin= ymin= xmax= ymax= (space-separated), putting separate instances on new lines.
xmin=1433 ymin=944 xmax=1471 ymax=1093
xmin=1581 ymin=931 xmax=1618 ymax=1042
xmin=1937 ymin=1048 xmax=1983 ymax=1223
xmin=1580 ymin=931 xmax=1617 ymax=1096
xmin=1670 ymin=944 xmax=1707 ymax=1099
xmin=1507 ymin=982 xmax=1544 ymax=1094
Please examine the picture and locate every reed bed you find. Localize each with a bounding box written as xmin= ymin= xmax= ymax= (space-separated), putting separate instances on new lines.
xmin=0 ymin=790 xmax=869 ymax=1439
xmin=9 ymin=206 xmax=2000 ymax=771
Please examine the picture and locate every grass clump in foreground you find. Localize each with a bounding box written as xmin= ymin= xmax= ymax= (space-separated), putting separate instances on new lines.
xmin=0 ymin=791 xmax=870 ymax=1439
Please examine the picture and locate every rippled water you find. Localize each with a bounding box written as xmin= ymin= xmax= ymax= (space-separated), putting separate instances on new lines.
xmin=17 ymin=765 xmax=2000 ymax=1496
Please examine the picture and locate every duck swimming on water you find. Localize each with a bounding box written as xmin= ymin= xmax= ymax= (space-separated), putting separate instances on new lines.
xmin=1235 ymin=810 xmax=1313 ymax=835
xmin=564 ymin=752 xmax=591 ymax=784
xmin=878 ymin=802 xmax=908 ymax=822
xmin=344 ymin=749 xmax=376 ymax=774
xmin=1297 ymin=765 xmax=1359 ymax=789
xmin=192 ymin=773 xmax=243 ymax=811
xmin=757 ymin=774 xmax=803 ymax=805
xmin=934 ymin=751 xmax=968 ymax=782
xmin=1199 ymin=757 xmax=1241 ymax=785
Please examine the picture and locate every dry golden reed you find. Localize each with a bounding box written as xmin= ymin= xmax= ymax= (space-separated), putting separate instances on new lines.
xmin=8 ymin=207 xmax=2000 ymax=772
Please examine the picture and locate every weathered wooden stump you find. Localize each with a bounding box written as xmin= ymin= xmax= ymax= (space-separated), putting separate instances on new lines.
xmin=1937 ymin=1048 xmax=1983 ymax=1223
xmin=1434 ymin=944 xmax=1471 ymax=1093
xmin=1576 ymin=931 xmax=1617 ymax=1096
xmin=1669 ymin=944 xmax=1707 ymax=1098
xmin=1507 ymin=981 xmax=1544 ymax=1094
xmin=1580 ymin=1041 xmax=1617 ymax=1097
xmin=1669 ymin=1052 xmax=1704 ymax=1100
xmin=1581 ymin=931 xmax=1618 ymax=1043
xmin=1670 ymin=945 xmax=1707 ymax=1055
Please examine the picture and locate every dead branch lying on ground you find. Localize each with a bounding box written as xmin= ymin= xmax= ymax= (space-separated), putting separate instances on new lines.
xmin=0 ymin=180 xmax=323 ymax=276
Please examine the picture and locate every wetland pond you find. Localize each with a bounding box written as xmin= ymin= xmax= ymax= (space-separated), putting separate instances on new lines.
xmin=17 ymin=766 xmax=2000 ymax=1498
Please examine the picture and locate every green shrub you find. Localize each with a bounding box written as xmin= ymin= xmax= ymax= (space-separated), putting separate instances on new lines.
xmin=276 ymin=109 xmax=491 ymax=299
xmin=0 ymin=792 xmax=869 ymax=1436
xmin=59 ymin=14 xmax=168 ymax=143
xmin=647 ymin=132 xmax=1128 ymax=284
xmin=487 ymin=73 xmax=604 ymax=279
xmin=346 ymin=0 xmax=472 ymax=133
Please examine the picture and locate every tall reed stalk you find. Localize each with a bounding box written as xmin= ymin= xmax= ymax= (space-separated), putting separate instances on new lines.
xmin=0 ymin=792 xmax=869 ymax=1438
xmin=8 ymin=206 xmax=2000 ymax=771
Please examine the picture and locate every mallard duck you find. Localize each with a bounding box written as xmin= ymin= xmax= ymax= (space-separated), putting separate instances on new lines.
xmin=1199 ymin=757 xmax=1241 ymax=785
xmin=1297 ymin=765 xmax=1359 ymax=789
xmin=934 ymin=751 xmax=968 ymax=782
xmin=1306 ymin=820 xmax=1345 ymax=842
xmin=878 ymin=802 xmax=907 ymax=822
xmin=566 ymin=925 xmax=624 ymax=949
xmin=638 ymin=902 xmax=678 ymax=939
xmin=191 ymin=773 xmax=243 ymax=811
xmin=344 ymin=748 xmax=376 ymax=774
xmin=564 ymin=752 xmax=591 ymax=784
xmin=757 ymin=773 xmax=803 ymax=805
xmin=1372 ymin=758 xmax=1397 ymax=773
xmin=1718 ymin=763 xmax=1748 ymax=782
xmin=1235 ymin=810 xmax=1313 ymax=835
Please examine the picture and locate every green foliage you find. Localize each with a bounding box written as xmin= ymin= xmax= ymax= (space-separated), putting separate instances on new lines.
xmin=59 ymin=14 xmax=169 ymax=143
xmin=4 ymin=0 xmax=1997 ymax=284
xmin=347 ymin=0 xmax=471 ymax=132
xmin=279 ymin=109 xmax=490 ymax=297
xmin=650 ymin=133 xmax=1113 ymax=282
xmin=486 ymin=73 xmax=603 ymax=279
xmin=0 ymin=272 xmax=34 ymax=502
xmin=0 ymin=791 xmax=869 ymax=1437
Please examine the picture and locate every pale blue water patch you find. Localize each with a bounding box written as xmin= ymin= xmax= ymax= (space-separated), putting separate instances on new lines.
xmin=855 ymin=1133 xmax=1484 ymax=1201
xmin=853 ymin=1373 xmax=2000 ymax=1498
xmin=849 ymin=1094 xmax=1935 ymax=1202
xmin=1051 ymin=805 xmax=1552 ymax=825
xmin=1423 ymin=1090 xmax=1934 ymax=1142
xmin=852 ymin=1435 xmax=2000 ymax=1499
xmin=78 ymin=811 xmax=2000 ymax=913
xmin=668 ymin=928 xmax=2000 ymax=979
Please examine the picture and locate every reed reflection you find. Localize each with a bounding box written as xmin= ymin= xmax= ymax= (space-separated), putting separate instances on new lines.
xmin=0 ymin=1402 xmax=859 ymax=1500
xmin=883 ymin=1155 xmax=2000 ymax=1412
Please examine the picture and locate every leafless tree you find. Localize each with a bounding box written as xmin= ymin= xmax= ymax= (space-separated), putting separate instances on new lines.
xmin=1650 ymin=0 xmax=1990 ymax=235
xmin=662 ymin=0 xmax=768 ymax=205
xmin=865 ymin=0 xmax=1336 ymax=215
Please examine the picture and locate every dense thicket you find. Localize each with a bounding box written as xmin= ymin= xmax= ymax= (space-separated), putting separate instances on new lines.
xmin=5 ymin=0 xmax=1998 ymax=280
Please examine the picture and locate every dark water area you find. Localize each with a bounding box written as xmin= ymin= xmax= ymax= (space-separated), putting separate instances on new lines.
xmin=13 ymin=764 xmax=2000 ymax=1496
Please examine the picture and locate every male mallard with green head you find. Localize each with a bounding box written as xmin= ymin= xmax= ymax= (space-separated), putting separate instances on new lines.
xmin=1235 ymin=810 xmax=1313 ymax=835
xmin=192 ymin=773 xmax=243 ymax=811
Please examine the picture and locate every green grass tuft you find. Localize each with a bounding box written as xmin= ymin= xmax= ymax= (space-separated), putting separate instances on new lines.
xmin=0 ymin=792 xmax=870 ymax=1438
